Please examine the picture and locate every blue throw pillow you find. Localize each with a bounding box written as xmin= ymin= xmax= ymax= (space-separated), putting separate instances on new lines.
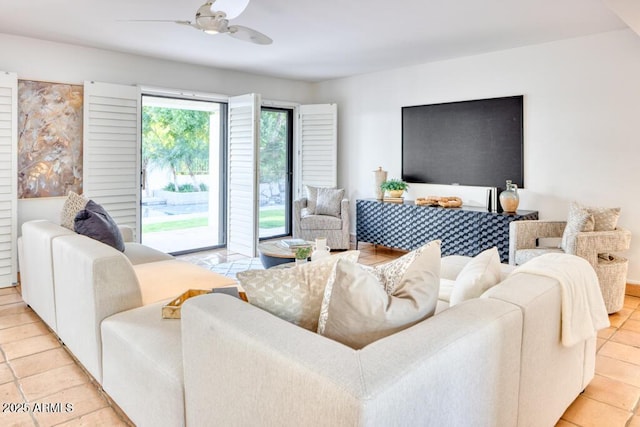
xmin=74 ymin=200 xmax=125 ymax=252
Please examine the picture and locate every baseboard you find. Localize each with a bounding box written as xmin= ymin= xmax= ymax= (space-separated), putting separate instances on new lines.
xmin=626 ymin=283 xmax=640 ymax=298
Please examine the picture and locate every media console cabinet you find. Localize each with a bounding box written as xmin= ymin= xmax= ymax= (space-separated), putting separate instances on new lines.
xmin=356 ymin=199 xmax=538 ymax=263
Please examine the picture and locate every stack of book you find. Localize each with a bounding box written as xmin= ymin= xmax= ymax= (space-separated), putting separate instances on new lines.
xmin=279 ymin=239 xmax=311 ymax=249
xmin=383 ymin=197 xmax=404 ymax=203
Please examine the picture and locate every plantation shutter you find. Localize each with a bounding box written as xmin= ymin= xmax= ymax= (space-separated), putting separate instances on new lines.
xmin=296 ymin=104 xmax=338 ymax=197
xmin=227 ymin=93 xmax=260 ymax=257
xmin=0 ymin=72 xmax=17 ymax=287
xmin=83 ymin=81 xmax=141 ymax=239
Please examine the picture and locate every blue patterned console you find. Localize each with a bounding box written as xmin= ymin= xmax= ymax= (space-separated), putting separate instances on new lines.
xmin=356 ymin=199 xmax=538 ymax=263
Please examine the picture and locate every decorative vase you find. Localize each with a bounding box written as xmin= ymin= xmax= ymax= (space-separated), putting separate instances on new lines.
xmin=311 ymin=238 xmax=331 ymax=261
xmin=374 ymin=167 xmax=388 ymax=200
xmin=295 ymin=258 xmax=308 ymax=266
xmin=499 ymin=180 xmax=519 ymax=213
xmin=388 ymin=190 xmax=404 ymax=198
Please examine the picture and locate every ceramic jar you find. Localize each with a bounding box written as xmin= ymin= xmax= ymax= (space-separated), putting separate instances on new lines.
xmin=374 ymin=167 xmax=388 ymax=200
xmin=499 ymin=180 xmax=519 ymax=213
xmin=311 ymin=237 xmax=331 ymax=261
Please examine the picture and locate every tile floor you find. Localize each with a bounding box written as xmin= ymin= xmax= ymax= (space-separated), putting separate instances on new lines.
xmin=1 ymin=242 xmax=638 ymax=426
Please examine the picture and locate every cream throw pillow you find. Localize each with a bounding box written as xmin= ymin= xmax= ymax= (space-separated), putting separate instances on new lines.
xmin=60 ymin=191 xmax=89 ymax=230
xmin=304 ymin=185 xmax=320 ymax=215
xmin=449 ymin=247 xmax=502 ymax=306
xmin=318 ymin=241 xmax=440 ymax=349
xmin=315 ymin=187 xmax=344 ymax=218
xmin=237 ymin=251 xmax=360 ymax=331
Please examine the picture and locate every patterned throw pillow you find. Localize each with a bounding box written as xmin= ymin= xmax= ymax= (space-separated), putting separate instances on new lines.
xmin=60 ymin=191 xmax=89 ymax=230
xmin=578 ymin=203 xmax=620 ymax=232
xmin=237 ymin=251 xmax=360 ymax=331
xmin=315 ymin=188 xmax=345 ymax=217
xmin=317 ymin=240 xmax=441 ymax=334
xmin=449 ymin=247 xmax=501 ymax=306
xmin=317 ymin=241 xmax=441 ymax=349
xmin=304 ymin=185 xmax=319 ymax=214
xmin=561 ymin=202 xmax=595 ymax=254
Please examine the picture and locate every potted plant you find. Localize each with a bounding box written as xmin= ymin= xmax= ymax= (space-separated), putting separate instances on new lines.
xmin=380 ymin=179 xmax=409 ymax=198
xmin=295 ymin=246 xmax=312 ymax=265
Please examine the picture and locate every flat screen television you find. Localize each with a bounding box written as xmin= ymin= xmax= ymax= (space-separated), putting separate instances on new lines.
xmin=401 ymin=95 xmax=524 ymax=189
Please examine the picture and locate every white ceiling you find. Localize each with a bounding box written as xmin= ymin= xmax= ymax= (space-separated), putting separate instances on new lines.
xmin=0 ymin=0 xmax=629 ymax=82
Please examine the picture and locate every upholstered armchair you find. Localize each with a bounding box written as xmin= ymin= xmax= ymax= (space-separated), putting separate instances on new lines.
xmin=293 ymin=197 xmax=350 ymax=250
xmin=509 ymin=220 xmax=631 ymax=313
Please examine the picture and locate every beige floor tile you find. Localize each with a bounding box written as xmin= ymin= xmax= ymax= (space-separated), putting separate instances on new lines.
xmin=596 ymin=355 xmax=640 ymax=388
xmin=9 ymin=348 xmax=74 ymax=379
xmin=624 ymin=296 xmax=640 ymax=309
xmin=32 ymin=383 xmax=109 ymax=427
xmin=0 ymin=410 xmax=35 ymax=427
xmin=598 ymin=327 xmax=617 ymax=340
xmin=0 ymin=362 xmax=14 ymax=385
xmin=57 ymin=407 xmax=129 ymax=427
xmin=1 ymin=333 xmax=60 ymax=361
xmin=582 ymin=374 xmax=640 ymax=411
xmin=0 ymin=322 xmax=50 ymax=344
xmin=562 ymin=395 xmax=632 ymax=427
xmin=621 ymin=319 xmax=640 ymax=334
xmin=629 ymin=416 xmax=640 ymax=427
xmin=599 ymin=341 xmax=640 ymax=367
xmin=0 ymin=303 xmax=32 ymax=318
xmin=610 ymin=329 xmax=640 ymax=348
xmin=0 ymin=381 xmax=25 ymax=403
xmin=20 ymin=364 xmax=89 ymax=402
xmin=0 ymin=293 xmax=24 ymax=307
xmin=556 ymin=420 xmax=579 ymax=426
xmin=0 ymin=287 xmax=18 ymax=296
xmin=609 ymin=308 xmax=633 ymax=328
xmin=630 ymin=311 xmax=640 ymax=321
xmin=0 ymin=312 xmax=40 ymax=330
xmin=596 ymin=338 xmax=607 ymax=351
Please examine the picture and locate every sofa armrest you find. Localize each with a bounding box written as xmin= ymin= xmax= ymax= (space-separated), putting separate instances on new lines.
xmin=118 ymin=225 xmax=135 ymax=243
xmin=509 ymin=220 xmax=566 ymax=265
xmin=52 ymin=234 xmax=142 ymax=383
xmin=575 ymin=227 xmax=632 ymax=268
xmin=182 ymin=294 xmax=522 ymax=427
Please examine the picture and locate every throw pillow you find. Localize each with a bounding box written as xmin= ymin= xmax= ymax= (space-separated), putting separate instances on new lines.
xmin=449 ymin=247 xmax=501 ymax=306
xmin=576 ymin=202 xmax=620 ymax=232
xmin=561 ymin=202 xmax=595 ymax=254
xmin=60 ymin=191 xmax=89 ymax=230
xmin=317 ymin=241 xmax=441 ymax=349
xmin=305 ymin=185 xmax=319 ymax=215
xmin=237 ymin=250 xmax=360 ymax=331
xmin=315 ymin=187 xmax=345 ymax=217
xmin=74 ymin=200 xmax=125 ymax=252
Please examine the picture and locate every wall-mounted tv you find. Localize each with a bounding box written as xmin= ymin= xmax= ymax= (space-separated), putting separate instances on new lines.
xmin=402 ymin=95 xmax=524 ymax=189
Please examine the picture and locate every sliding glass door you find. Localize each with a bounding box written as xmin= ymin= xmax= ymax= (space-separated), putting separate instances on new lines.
xmin=259 ymin=108 xmax=293 ymax=239
xmin=140 ymin=95 xmax=225 ymax=254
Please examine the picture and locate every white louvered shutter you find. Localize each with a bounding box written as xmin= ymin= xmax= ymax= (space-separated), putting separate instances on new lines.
xmin=0 ymin=72 xmax=17 ymax=287
xmin=296 ymin=104 xmax=338 ymax=197
xmin=227 ymin=94 xmax=260 ymax=257
xmin=83 ymin=82 xmax=141 ymax=239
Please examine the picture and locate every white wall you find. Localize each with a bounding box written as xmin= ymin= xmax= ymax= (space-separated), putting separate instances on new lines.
xmin=0 ymin=33 xmax=314 ymax=233
xmin=313 ymin=29 xmax=640 ymax=282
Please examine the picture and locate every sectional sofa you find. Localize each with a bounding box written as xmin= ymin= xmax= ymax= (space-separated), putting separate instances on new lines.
xmin=18 ymin=219 xmax=601 ymax=426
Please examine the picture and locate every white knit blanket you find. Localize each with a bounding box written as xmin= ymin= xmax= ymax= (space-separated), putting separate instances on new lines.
xmin=510 ymin=253 xmax=610 ymax=347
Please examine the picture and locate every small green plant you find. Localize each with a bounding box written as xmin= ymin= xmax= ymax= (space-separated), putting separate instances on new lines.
xmin=163 ymin=183 xmax=177 ymax=192
xmin=380 ymin=179 xmax=409 ymax=192
xmin=295 ymin=246 xmax=312 ymax=260
xmin=199 ymin=182 xmax=209 ymax=192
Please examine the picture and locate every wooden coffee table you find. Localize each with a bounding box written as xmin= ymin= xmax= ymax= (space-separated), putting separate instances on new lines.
xmin=258 ymin=241 xmax=311 ymax=268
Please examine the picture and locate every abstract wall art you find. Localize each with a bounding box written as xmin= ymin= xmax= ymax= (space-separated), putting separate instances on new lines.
xmin=17 ymin=80 xmax=83 ymax=198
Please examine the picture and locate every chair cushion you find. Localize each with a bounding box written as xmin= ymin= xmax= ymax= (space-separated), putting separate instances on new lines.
xmin=315 ymin=188 xmax=344 ymax=217
xmin=317 ymin=241 xmax=441 ymax=349
xmin=300 ymin=214 xmax=343 ymax=230
xmin=124 ymin=242 xmax=174 ymax=265
xmin=515 ymin=248 xmax=564 ymax=265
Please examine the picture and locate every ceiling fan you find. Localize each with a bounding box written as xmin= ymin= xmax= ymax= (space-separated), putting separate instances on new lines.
xmin=129 ymin=0 xmax=272 ymax=45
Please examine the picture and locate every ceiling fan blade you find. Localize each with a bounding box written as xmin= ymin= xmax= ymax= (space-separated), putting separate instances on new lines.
xmin=227 ymin=25 xmax=272 ymax=45
xmin=214 ymin=0 xmax=250 ymax=20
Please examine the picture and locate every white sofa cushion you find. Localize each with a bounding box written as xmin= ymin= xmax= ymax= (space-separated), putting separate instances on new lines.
xmin=449 ymin=247 xmax=502 ymax=306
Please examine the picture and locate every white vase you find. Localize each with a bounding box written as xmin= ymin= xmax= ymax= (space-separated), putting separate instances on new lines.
xmin=311 ymin=238 xmax=331 ymax=261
